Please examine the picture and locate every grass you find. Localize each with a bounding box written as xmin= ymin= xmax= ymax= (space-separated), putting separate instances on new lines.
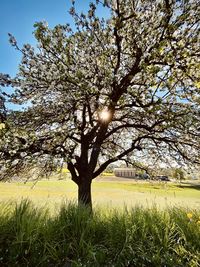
xmin=0 ymin=199 xmax=200 ymax=267
xmin=0 ymin=178 xmax=199 ymax=210
xmin=0 ymin=179 xmax=200 ymax=266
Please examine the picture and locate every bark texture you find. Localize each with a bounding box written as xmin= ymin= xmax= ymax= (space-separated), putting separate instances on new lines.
xmin=78 ymin=179 xmax=92 ymax=209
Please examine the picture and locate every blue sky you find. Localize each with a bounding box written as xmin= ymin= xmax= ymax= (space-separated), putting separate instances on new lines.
xmin=0 ymin=0 xmax=109 ymax=77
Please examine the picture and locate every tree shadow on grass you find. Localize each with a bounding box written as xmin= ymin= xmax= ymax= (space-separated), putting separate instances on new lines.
xmin=177 ymin=182 xmax=200 ymax=191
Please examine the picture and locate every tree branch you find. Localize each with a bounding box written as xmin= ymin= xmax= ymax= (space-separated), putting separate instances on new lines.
xmin=67 ymin=161 xmax=79 ymax=184
xmin=93 ymin=139 xmax=143 ymax=178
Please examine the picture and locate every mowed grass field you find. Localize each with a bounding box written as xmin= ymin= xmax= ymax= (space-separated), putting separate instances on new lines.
xmin=0 ymin=176 xmax=200 ymax=210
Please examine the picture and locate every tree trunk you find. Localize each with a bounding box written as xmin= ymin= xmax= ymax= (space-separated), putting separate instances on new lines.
xmin=78 ymin=179 xmax=92 ymax=210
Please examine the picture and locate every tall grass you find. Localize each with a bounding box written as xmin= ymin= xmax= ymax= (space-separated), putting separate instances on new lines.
xmin=0 ymin=200 xmax=200 ymax=267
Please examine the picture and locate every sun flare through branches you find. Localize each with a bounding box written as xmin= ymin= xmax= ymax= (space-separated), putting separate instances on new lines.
xmin=98 ymin=108 xmax=111 ymax=122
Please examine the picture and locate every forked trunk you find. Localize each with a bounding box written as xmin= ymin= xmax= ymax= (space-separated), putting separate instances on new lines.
xmin=78 ymin=179 xmax=92 ymax=210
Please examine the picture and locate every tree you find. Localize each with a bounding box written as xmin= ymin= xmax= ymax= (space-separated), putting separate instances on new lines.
xmin=0 ymin=90 xmax=6 ymax=123
xmin=173 ymin=168 xmax=185 ymax=182
xmin=0 ymin=0 xmax=200 ymax=209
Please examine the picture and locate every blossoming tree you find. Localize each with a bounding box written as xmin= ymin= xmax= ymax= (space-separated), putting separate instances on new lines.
xmin=0 ymin=0 xmax=200 ymax=208
xmin=0 ymin=96 xmax=5 ymax=121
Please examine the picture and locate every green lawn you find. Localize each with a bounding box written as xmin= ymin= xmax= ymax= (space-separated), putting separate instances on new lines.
xmin=0 ymin=177 xmax=199 ymax=210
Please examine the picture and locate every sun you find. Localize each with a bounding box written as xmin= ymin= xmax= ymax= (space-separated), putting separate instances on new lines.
xmin=99 ymin=109 xmax=111 ymax=122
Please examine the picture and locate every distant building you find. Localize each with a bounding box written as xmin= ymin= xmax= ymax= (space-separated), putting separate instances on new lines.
xmin=114 ymin=168 xmax=150 ymax=179
xmin=114 ymin=168 xmax=136 ymax=178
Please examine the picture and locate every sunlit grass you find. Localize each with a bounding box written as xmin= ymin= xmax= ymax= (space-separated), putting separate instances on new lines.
xmin=0 ymin=200 xmax=200 ymax=267
xmin=0 ymin=179 xmax=200 ymax=265
xmin=0 ymin=179 xmax=200 ymax=210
